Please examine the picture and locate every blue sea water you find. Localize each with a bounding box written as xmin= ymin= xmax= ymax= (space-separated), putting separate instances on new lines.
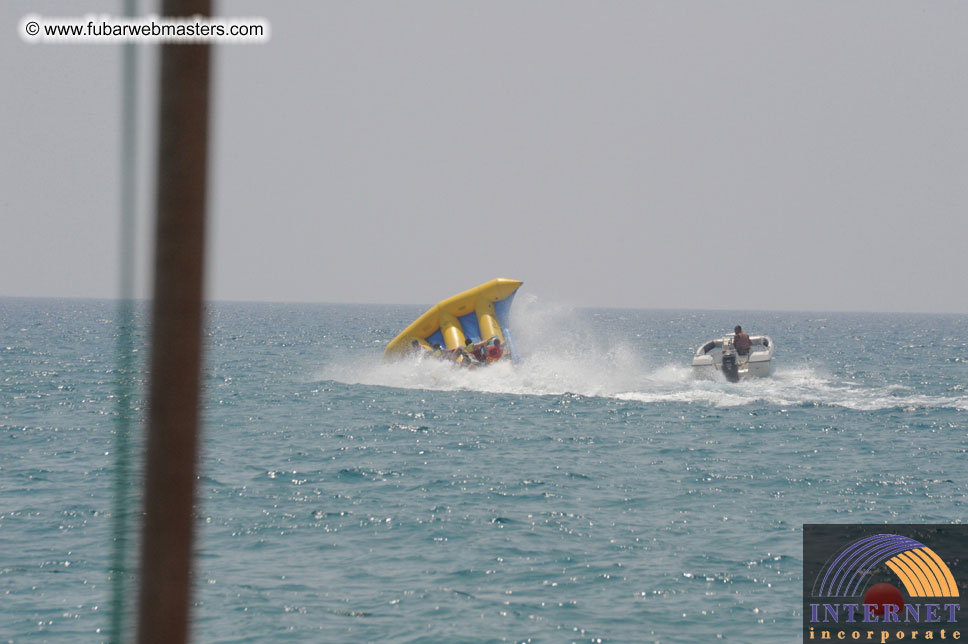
xmin=1 ymin=296 xmax=966 ymax=643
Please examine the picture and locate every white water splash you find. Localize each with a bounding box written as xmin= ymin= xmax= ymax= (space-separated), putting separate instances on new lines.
xmin=322 ymin=355 xmax=967 ymax=411
xmin=317 ymin=296 xmax=968 ymax=412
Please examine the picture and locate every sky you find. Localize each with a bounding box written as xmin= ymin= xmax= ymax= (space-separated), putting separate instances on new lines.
xmin=2 ymin=1 xmax=967 ymax=313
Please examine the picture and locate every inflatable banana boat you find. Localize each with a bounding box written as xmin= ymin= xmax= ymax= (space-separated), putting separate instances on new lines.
xmin=384 ymin=278 xmax=522 ymax=364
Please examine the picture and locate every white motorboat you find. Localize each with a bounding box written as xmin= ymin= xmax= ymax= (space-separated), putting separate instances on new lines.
xmin=692 ymin=334 xmax=774 ymax=382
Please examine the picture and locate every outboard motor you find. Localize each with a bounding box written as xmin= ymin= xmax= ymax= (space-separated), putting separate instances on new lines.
xmin=720 ymin=337 xmax=740 ymax=383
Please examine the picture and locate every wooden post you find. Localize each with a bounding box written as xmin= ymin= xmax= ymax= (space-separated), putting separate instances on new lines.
xmin=137 ymin=2 xmax=211 ymax=643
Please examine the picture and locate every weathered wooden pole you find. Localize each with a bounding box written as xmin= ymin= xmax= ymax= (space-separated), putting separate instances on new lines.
xmin=137 ymin=1 xmax=211 ymax=642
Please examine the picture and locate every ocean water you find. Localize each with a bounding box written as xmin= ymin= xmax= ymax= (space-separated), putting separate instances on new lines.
xmin=2 ymin=296 xmax=966 ymax=643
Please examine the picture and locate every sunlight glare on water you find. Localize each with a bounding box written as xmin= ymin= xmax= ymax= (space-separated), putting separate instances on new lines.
xmin=2 ymin=297 xmax=966 ymax=642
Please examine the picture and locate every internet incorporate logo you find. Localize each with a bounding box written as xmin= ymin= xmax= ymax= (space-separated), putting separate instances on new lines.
xmin=803 ymin=525 xmax=966 ymax=643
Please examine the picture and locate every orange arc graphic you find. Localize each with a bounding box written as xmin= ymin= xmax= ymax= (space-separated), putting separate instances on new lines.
xmin=885 ymin=558 xmax=923 ymax=598
xmin=885 ymin=548 xmax=959 ymax=598
xmin=897 ymin=551 xmax=942 ymax=596
xmin=918 ymin=547 xmax=959 ymax=597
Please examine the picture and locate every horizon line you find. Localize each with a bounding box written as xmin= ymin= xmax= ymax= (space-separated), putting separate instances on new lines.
xmin=1 ymin=293 xmax=966 ymax=317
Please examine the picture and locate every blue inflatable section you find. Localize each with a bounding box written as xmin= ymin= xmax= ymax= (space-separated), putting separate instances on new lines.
xmin=426 ymin=330 xmax=444 ymax=348
xmin=458 ymin=312 xmax=482 ymax=343
xmin=493 ymin=293 xmax=519 ymax=363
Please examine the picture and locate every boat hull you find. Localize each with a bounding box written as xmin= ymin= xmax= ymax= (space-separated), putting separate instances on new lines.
xmin=691 ymin=355 xmax=774 ymax=380
xmin=691 ymin=335 xmax=775 ymax=381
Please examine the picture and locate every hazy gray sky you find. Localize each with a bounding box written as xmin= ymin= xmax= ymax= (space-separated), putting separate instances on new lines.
xmin=3 ymin=1 xmax=966 ymax=312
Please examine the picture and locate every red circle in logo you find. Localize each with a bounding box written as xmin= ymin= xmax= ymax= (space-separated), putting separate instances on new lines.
xmin=863 ymin=582 xmax=904 ymax=618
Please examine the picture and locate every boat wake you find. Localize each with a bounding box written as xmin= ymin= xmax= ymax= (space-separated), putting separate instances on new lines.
xmin=321 ymin=356 xmax=967 ymax=412
xmin=316 ymin=297 xmax=968 ymax=412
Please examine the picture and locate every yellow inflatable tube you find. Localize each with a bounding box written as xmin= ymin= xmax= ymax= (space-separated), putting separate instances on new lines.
xmin=384 ymin=278 xmax=523 ymax=360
